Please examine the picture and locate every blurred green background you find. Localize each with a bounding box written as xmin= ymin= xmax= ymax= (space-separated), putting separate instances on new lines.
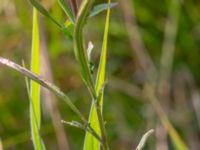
xmin=1 ymin=0 xmax=200 ymax=149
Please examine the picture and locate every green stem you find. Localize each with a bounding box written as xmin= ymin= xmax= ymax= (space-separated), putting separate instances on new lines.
xmin=74 ymin=0 xmax=110 ymax=149
xmin=74 ymin=0 xmax=96 ymax=98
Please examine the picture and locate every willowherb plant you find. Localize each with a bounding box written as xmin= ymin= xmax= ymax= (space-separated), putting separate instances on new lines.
xmin=0 ymin=0 xmax=115 ymax=149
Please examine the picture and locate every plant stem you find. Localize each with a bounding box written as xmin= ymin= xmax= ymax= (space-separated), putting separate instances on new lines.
xmin=74 ymin=0 xmax=111 ymax=149
xmin=74 ymin=0 xmax=96 ymax=98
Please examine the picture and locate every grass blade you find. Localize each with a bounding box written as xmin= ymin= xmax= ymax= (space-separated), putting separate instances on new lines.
xmin=83 ymin=0 xmax=111 ymax=149
xmin=58 ymin=0 xmax=75 ymax=24
xmin=157 ymin=0 xmax=188 ymax=149
xmin=30 ymin=8 xmax=45 ymax=150
xmin=144 ymin=83 xmax=188 ymax=150
xmin=161 ymin=113 xmax=188 ymax=150
xmin=29 ymin=0 xmax=62 ymax=28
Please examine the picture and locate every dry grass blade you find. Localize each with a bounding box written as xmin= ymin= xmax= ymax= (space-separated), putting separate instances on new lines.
xmin=136 ymin=129 xmax=154 ymax=150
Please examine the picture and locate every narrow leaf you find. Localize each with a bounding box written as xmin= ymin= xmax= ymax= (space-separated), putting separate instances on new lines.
xmin=29 ymin=0 xmax=62 ymax=28
xmin=161 ymin=115 xmax=188 ymax=150
xmin=30 ymin=8 xmax=45 ymax=150
xmin=58 ymin=0 xmax=75 ymax=24
xmin=89 ymin=2 xmax=117 ymax=17
xmin=83 ymin=0 xmax=111 ymax=149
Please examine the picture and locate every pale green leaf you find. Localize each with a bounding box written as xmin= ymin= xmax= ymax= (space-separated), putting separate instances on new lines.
xmin=30 ymin=8 xmax=45 ymax=150
xmin=89 ymin=2 xmax=117 ymax=17
xmin=83 ymin=0 xmax=111 ymax=149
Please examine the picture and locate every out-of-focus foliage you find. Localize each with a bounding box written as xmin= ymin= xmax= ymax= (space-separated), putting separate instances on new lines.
xmin=0 ymin=0 xmax=200 ymax=149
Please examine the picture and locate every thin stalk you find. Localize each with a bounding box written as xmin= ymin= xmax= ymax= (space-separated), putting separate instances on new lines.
xmin=0 ymin=57 xmax=101 ymax=143
xmin=62 ymin=120 xmax=102 ymax=142
xmin=74 ymin=0 xmax=111 ymax=149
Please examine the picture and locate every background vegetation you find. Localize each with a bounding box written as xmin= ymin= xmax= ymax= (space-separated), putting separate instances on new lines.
xmin=0 ymin=0 xmax=200 ymax=149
